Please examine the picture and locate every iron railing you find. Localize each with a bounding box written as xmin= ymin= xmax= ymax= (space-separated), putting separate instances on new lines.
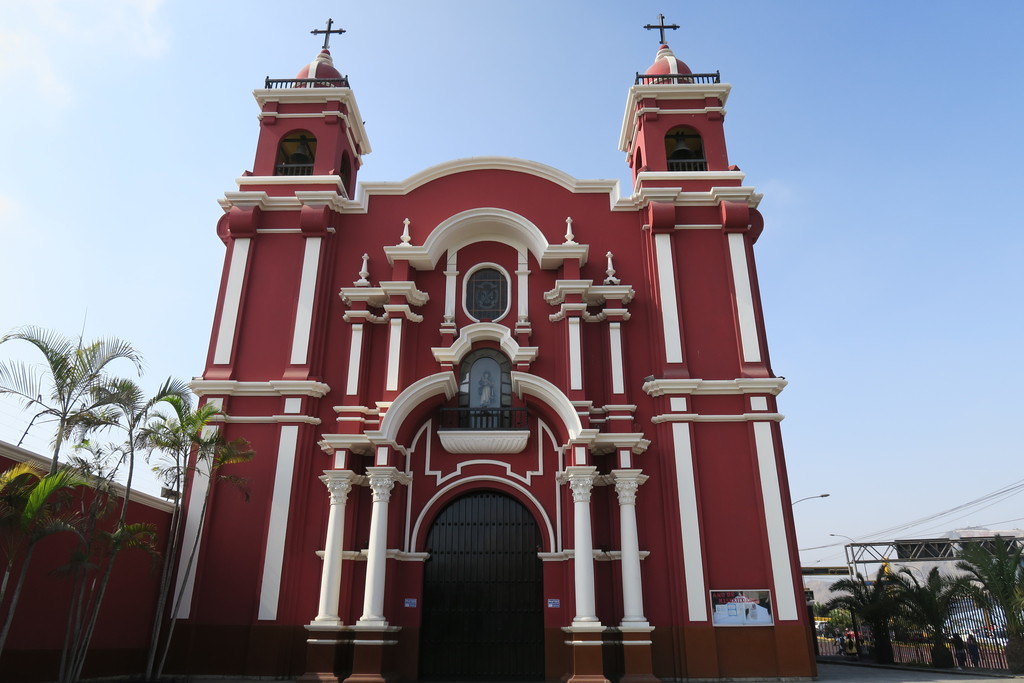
xmin=264 ymin=77 xmax=349 ymax=89
xmin=668 ymin=159 xmax=708 ymax=172
xmin=438 ymin=407 xmax=528 ymax=431
xmin=273 ymin=162 xmax=315 ymax=176
xmin=635 ymin=71 xmax=720 ymax=85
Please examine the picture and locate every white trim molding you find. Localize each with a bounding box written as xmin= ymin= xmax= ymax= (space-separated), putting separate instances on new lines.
xmin=642 ymin=377 xmax=787 ymax=397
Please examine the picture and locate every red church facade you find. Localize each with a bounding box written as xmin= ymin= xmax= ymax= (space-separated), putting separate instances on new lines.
xmin=174 ymin=29 xmax=815 ymax=682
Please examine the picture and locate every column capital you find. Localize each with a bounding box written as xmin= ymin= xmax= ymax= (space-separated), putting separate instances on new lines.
xmin=565 ymin=465 xmax=598 ymax=503
xmin=364 ymin=466 xmax=410 ymax=502
xmin=319 ymin=469 xmax=357 ymax=505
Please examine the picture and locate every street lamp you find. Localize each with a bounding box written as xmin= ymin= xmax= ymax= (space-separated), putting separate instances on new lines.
xmin=829 ymin=533 xmax=854 ymax=542
xmin=792 ymin=493 xmax=830 ymax=506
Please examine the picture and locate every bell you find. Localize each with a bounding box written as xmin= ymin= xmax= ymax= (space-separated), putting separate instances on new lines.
xmin=668 ymin=137 xmax=694 ymax=160
xmin=289 ymin=136 xmax=314 ymax=164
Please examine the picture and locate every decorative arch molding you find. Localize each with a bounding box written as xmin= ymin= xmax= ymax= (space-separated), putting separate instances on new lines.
xmin=431 ymin=322 xmax=538 ymax=366
xmin=369 ymin=372 xmax=458 ymax=445
xmin=511 ymin=371 xmax=583 ymax=442
xmin=383 ymin=206 xmax=588 ymax=270
xmin=424 ymin=208 xmax=549 ymax=268
xmin=410 ymin=476 xmax=556 ymax=553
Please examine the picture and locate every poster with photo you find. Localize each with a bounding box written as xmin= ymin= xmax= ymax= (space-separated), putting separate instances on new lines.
xmin=709 ymin=590 xmax=773 ymax=626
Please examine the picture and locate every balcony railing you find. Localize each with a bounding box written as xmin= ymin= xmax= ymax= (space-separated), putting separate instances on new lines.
xmin=274 ymin=162 xmax=315 ymax=176
xmin=264 ymin=77 xmax=350 ymax=89
xmin=634 ymin=71 xmax=721 ymax=85
xmin=667 ymin=159 xmax=708 ymax=172
xmin=438 ymin=407 xmax=528 ymax=431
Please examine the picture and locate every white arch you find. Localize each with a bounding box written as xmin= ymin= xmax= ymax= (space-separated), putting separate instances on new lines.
xmin=410 ymin=475 xmax=556 ymax=553
xmin=431 ymin=322 xmax=538 ymax=366
xmin=511 ymin=371 xmax=583 ymax=441
xmin=372 ymin=372 xmax=457 ymax=444
xmin=422 ymin=207 xmax=549 ymax=268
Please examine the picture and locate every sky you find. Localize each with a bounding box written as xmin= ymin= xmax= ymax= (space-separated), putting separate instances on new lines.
xmin=1 ymin=1 xmax=1022 ymax=570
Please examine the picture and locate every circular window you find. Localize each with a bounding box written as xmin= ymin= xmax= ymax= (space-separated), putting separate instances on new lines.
xmin=464 ymin=265 xmax=510 ymax=322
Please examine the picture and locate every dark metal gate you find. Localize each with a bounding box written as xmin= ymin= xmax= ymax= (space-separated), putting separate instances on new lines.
xmin=420 ymin=490 xmax=544 ymax=680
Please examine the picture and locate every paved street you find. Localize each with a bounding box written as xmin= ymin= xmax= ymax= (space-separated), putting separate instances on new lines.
xmin=818 ymin=661 xmax=1016 ymax=681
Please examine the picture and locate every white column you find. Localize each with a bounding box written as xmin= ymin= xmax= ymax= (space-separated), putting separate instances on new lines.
xmin=311 ymin=470 xmax=355 ymax=627
xmin=567 ymin=466 xmax=601 ymax=627
xmin=357 ymin=467 xmax=397 ymax=628
xmin=613 ymin=470 xmax=649 ymax=626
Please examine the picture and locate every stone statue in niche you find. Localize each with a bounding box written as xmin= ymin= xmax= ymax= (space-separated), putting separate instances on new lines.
xmin=478 ymin=371 xmax=493 ymax=407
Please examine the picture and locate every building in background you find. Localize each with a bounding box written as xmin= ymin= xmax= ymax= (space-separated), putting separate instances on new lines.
xmin=175 ymin=19 xmax=814 ymax=682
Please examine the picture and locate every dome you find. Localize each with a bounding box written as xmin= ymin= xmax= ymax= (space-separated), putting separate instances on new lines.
xmin=645 ymin=44 xmax=692 ymax=77
xmin=295 ymin=49 xmax=344 ymax=85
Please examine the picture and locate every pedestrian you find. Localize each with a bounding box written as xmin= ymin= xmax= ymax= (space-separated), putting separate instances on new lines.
xmin=843 ymin=633 xmax=858 ymax=658
xmin=967 ymin=633 xmax=981 ymax=667
xmin=951 ymin=633 xmax=967 ymax=669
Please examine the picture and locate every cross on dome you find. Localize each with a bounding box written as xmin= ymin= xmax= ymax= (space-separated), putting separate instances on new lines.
xmin=311 ymin=18 xmax=346 ymax=50
xmin=643 ymin=13 xmax=679 ymax=45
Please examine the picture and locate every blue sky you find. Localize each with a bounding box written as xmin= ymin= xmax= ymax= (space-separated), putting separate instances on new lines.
xmin=1 ymin=1 xmax=1022 ymax=568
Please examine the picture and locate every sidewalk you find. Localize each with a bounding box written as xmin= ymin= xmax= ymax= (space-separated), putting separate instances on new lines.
xmin=818 ymin=658 xmax=1018 ymax=682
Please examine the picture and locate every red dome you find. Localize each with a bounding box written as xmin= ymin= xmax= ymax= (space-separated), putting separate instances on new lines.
xmin=645 ymin=44 xmax=692 ymax=76
xmin=295 ymin=49 xmax=344 ymax=84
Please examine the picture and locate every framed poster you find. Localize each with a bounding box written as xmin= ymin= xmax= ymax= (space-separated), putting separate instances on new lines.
xmin=709 ymin=590 xmax=773 ymax=626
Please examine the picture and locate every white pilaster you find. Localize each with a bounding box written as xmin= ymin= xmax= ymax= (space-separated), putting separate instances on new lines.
xmin=345 ymin=323 xmax=364 ymax=395
xmin=671 ymin=422 xmax=707 ymax=621
xmin=258 ymin=424 xmax=300 ymax=620
xmin=727 ymin=232 xmax=762 ymax=363
xmin=385 ymin=318 xmax=403 ymax=391
xmin=609 ymin=322 xmax=625 ymax=395
xmin=613 ymin=470 xmax=649 ymax=626
xmin=357 ymin=467 xmax=398 ymax=628
xmin=443 ymin=250 xmax=458 ymax=326
xmin=567 ymin=466 xmax=601 ymax=627
xmin=289 ymin=236 xmax=322 ymax=365
xmin=516 ymin=249 xmax=530 ymax=323
xmin=568 ymin=317 xmax=583 ymax=390
xmin=311 ymin=470 xmax=356 ymax=627
xmin=753 ymin=421 xmax=798 ymax=620
xmin=213 ymin=238 xmax=251 ymax=365
xmin=653 ymin=233 xmax=683 ymax=364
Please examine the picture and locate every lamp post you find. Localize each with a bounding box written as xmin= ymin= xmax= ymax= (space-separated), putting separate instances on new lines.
xmin=792 ymin=493 xmax=830 ymax=506
xmin=830 ymin=534 xmax=856 ymax=576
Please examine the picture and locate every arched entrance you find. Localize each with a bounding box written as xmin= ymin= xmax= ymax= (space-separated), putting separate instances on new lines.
xmin=419 ymin=490 xmax=544 ymax=680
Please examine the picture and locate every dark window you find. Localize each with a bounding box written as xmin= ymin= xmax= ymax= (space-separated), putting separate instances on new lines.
xmin=466 ymin=267 xmax=508 ymax=321
xmin=664 ymin=126 xmax=707 ymax=172
xmin=274 ymin=131 xmax=317 ymax=176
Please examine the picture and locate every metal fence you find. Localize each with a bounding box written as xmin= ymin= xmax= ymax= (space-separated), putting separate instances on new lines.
xmin=817 ymin=601 xmax=1009 ymax=671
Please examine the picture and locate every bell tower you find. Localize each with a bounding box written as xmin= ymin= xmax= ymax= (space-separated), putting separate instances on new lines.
xmin=248 ymin=20 xmax=370 ymax=199
xmin=619 ymin=17 xmax=731 ymax=184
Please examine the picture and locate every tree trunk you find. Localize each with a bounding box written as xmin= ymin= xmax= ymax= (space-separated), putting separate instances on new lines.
xmin=931 ymin=640 xmax=953 ymax=669
xmin=870 ymin=619 xmax=894 ymax=664
xmin=0 ymin=543 xmax=37 ymax=657
xmin=1006 ymin=636 xmax=1024 ymax=674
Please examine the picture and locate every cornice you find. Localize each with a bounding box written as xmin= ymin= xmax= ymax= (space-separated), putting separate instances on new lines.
xmin=642 ymin=378 xmax=788 ymax=397
xmin=618 ymin=82 xmax=732 ymax=153
xmin=190 ymin=379 xmax=332 ymax=397
xmin=253 ymin=87 xmax=371 ymax=155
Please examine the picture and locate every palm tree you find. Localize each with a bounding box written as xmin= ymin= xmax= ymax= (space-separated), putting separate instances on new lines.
xmin=891 ymin=567 xmax=970 ymax=669
xmin=0 ymin=326 xmax=142 ymax=473
xmin=58 ymin=378 xmax=187 ymax=683
xmin=957 ymin=536 xmax=1024 ymax=673
xmin=143 ymin=397 xmax=254 ymax=680
xmin=0 ymin=464 xmax=87 ymax=660
xmin=824 ymin=568 xmax=898 ymax=663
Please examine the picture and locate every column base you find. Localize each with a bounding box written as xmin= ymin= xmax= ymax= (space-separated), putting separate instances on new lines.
xmin=563 ymin=626 xmax=609 ymax=683
xmin=298 ymin=637 xmax=345 ymax=683
xmin=620 ymin=625 xmax=659 ymax=683
xmin=342 ymin=627 xmax=399 ymax=683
